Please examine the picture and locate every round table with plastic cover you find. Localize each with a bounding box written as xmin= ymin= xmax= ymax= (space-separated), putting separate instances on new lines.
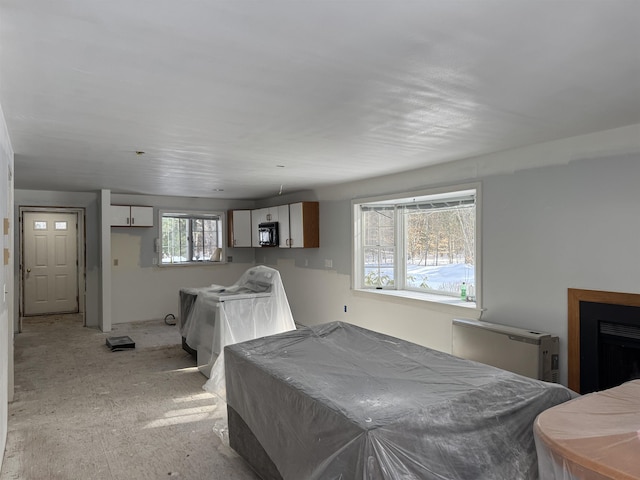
xmin=534 ymin=379 xmax=640 ymax=480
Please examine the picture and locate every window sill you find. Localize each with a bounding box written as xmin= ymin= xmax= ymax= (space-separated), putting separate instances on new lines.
xmin=157 ymin=261 xmax=226 ymax=267
xmin=353 ymin=288 xmax=481 ymax=313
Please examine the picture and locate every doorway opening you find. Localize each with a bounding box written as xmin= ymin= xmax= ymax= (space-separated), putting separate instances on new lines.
xmin=19 ymin=207 xmax=86 ymax=332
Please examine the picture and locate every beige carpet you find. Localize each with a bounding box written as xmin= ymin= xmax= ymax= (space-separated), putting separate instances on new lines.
xmin=0 ymin=315 xmax=260 ymax=480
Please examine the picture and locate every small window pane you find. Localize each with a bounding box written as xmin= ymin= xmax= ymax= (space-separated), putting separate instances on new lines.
xmin=162 ymin=217 xmax=188 ymax=264
xmin=160 ymin=213 xmax=223 ymax=265
xmin=363 ymin=246 xmax=395 ymax=287
xmin=34 ymin=221 xmax=47 ymax=230
xmin=404 ymin=205 xmax=475 ymax=296
xmin=54 ymin=221 xmax=68 ymax=230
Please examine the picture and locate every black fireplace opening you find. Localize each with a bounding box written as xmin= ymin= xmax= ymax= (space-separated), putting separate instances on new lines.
xmin=580 ymin=301 xmax=640 ymax=394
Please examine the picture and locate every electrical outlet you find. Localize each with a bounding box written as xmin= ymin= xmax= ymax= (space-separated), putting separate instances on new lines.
xmin=324 ymin=259 xmax=333 ymax=268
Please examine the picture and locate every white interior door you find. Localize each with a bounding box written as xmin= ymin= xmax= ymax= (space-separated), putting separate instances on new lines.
xmin=23 ymin=211 xmax=79 ymax=316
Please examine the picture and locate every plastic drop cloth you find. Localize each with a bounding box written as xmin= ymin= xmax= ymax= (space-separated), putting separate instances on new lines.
xmin=177 ymin=266 xmax=295 ymax=398
xmin=534 ymin=379 xmax=640 ymax=480
xmin=225 ymin=321 xmax=576 ymax=480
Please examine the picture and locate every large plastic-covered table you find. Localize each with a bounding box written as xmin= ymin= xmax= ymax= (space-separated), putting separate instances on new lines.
xmin=225 ymin=321 xmax=576 ymax=480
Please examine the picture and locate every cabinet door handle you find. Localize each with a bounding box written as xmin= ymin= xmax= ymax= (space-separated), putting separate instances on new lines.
xmin=131 ymin=217 xmax=135 ymax=225
xmin=126 ymin=217 xmax=130 ymax=225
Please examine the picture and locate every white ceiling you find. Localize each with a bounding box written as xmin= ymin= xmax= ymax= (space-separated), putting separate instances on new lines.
xmin=1 ymin=1 xmax=639 ymax=200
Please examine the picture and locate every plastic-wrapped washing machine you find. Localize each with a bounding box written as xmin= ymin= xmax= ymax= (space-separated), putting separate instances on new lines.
xmin=178 ymin=265 xmax=296 ymax=398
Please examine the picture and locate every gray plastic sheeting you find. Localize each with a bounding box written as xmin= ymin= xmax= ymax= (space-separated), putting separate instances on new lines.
xmin=225 ymin=322 xmax=576 ymax=480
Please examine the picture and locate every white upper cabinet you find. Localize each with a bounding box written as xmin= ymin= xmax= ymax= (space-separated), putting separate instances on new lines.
xmin=250 ymin=202 xmax=318 ymax=248
xmin=228 ymin=210 xmax=252 ymax=247
xmin=277 ymin=204 xmax=290 ymax=248
xmin=111 ymin=205 xmax=153 ymax=227
xmin=251 ymin=206 xmax=282 ymax=247
xmin=251 ymin=208 xmax=268 ymax=247
xmin=110 ymin=205 xmax=130 ymax=226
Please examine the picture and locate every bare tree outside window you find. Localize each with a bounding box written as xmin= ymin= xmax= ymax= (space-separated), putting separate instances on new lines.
xmin=363 ymin=207 xmax=395 ymax=287
xmin=404 ymin=205 xmax=475 ymax=294
xmin=357 ymin=186 xmax=477 ymax=301
xmin=161 ymin=213 xmax=223 ymax=264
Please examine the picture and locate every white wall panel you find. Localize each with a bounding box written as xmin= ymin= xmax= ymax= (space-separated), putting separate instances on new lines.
xmin=14 ymin=190 xmax=99 ymax=328
xmin=110 ymin=230 xmax=254 ymax=323
xmin=274 ymin=259 xmax=462 ymax=354
xmin=482 ymin=154 xmax=640 ymax=385
xmin=260 ymin=125 xmax=640 ymax=387
xmin=0 ymin=102 xmax=15 ymax=471
xmin=108 ymin=194 xmax=256 ymax=324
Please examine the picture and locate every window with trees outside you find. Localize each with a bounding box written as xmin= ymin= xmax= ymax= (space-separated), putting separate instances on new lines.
xmin=160 ymin=211 xmax=225 ymax=265
xmin=353 ymin=184 xmax=479 ymax=305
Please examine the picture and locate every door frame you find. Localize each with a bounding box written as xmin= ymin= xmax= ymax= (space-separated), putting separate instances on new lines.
xmin=19 ymin=206 xmax=86 ymax=331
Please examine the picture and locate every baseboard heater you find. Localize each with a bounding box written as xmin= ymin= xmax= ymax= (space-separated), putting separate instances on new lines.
xmin=452 ymin=318 xmax=559 ymax=383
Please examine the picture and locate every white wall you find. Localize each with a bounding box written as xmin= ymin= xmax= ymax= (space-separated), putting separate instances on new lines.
xmin=271 ymin=259 xmax=462 ymax=354
xmin=109 ymin=193 xmax=256 ymax=323
xmin=0 ymin=103 xmax=15 ymax=470
xmin=13 ymin=190 xmax=101 ymax=328
xmin=259 ymin=124 xmax=640 ymax=386
xmin=100 ymin=190 xmax=111 ymax=331
xmin=10 ymin=191 xmax=257 ymax=327
xmin=482 ymin=153 xmax=640 ymax=383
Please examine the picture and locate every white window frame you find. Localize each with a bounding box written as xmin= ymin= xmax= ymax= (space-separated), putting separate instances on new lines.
xmin=158 ymin=209 xmax=226 ymax=266
xmin=352 ymin=183 xmax=481 ymax=308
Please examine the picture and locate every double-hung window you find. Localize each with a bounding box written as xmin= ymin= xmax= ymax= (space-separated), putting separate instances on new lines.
xmin=160 ymin=211 xmax=225 ymax=265
xmin=353 ymin=184 xmax=479 ymax=306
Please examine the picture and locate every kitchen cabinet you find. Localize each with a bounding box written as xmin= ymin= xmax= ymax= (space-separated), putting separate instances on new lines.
xmin=250 ymin=202 xmax=318 ymax=248
xmin=111 ymin=205 xmax=154 ymax=227
xmin=227 ymin=210 xmax=252 ymax=247
xmin=251 ymin=208 xmax=267 ymax=247
xmin=288 ymin=202 xmax=319 ymax=248
xmin=276 ymin=205 xmax=290 ymax=248
xmin=251 ymin=206 xmax=285 ymax=247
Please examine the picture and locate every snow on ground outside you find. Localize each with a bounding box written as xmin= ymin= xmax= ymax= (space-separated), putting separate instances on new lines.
xmin=367 ymin=263 xmax=475 ymax=293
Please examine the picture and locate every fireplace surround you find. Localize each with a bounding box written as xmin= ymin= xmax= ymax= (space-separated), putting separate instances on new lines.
xmin=568 ymin=288 xmax=640 ymax=393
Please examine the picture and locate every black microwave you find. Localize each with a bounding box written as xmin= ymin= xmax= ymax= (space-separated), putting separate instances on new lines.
xmin=258 ymin=222 xmax=279 ymax=246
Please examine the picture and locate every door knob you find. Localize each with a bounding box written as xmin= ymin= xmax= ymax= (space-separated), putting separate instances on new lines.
xmin=26 ymin=268 xmax=31 ymax=273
